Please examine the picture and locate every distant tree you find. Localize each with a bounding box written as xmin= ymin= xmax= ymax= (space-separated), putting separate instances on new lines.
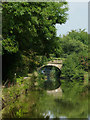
xmin=59 ymin=29 xmax=88 ymax=56
xmin=67 ymin=29 xmax=88 ymax=45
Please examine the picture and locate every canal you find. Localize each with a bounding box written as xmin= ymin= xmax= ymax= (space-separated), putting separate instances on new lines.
xmin=2 ymin=66 xmax=89 ymax=119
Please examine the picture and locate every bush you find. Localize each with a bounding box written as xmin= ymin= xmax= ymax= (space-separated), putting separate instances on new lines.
xmin=62 ymin=53 xmax=84 ymax=82
xmin=78 ymin=51 xmax=88 ymax=71
xmin=59 ymin=29 xmax=88 ymax=56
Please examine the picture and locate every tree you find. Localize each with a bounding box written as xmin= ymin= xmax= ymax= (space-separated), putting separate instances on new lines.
xmin=2 ymin=2 xmax=68 ymax=82
xmin=59 ymin=29 xmax=88 ymax=56
xmin=2 ymin=2 xmax=68 ymax=56
xmin=62 ymin=53 xmax=84 ymax=82
xmin=67 ymin=29 xmax=88 ymax=45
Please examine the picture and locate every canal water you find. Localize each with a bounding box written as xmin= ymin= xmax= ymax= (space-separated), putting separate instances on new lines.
xmin=38 ymin=66 xmax=61 ymax=90
xmin=2 ymin=66 xmax=89 ymax=119
xmin=2 ymin=89 xmax=88 ymax=119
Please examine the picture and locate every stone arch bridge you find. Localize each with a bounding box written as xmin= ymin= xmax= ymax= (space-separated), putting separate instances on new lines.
xmin=38 ymin=59 xmax=63 ymax=81
xmin=38 ymin=59 xmax=63 ymax=94
xmin=40 ymin=59 xmax=63 ymax=70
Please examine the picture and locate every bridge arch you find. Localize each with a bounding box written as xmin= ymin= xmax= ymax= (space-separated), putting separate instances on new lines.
xmin=39 ymin=64 xmax=61 ymax=75
xmin=39 ymin=59 xmax=62 ymax=70
xmin=41 ymin=64 xmax=61 ymax=71
xmin=38 ymin=65 xmax=61 ymax=90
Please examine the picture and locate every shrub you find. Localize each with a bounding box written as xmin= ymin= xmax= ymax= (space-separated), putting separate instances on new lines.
xmin=78 ymin=51 xmax=88 ymax=71
xmin=62 ymin=53 xmax=84 ymax=82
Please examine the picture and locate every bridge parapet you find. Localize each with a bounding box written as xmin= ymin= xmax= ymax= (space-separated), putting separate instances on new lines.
xmin=48 ymin=60 xmax=62 ymax=64
xmin=47 ymin=63 xmax=62 ymax=69
xmin=46 ymin=59 xmax=63 ymax=70
xmin=38 ymin=59 xmax=63 ymax=70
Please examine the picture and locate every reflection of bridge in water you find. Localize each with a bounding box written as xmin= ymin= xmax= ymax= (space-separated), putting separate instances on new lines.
xmin=39 ymin=59 xmax=63 ymax=92
xmin=44 ymin=59 xmax=63 ymax=96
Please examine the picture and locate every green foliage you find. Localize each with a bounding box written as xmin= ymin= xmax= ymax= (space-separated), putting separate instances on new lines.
xmin=68 ymin=29 xmax=88 ymax=45
xmin=35 ymin=73 xmax=46 ymax=89
xmin=2 ymin=71 xmax=89 ymax=119
xmin=2 ymin=85 xmax=88 ymax=118
xmin=62 ymin=53 xmax=84 ymax=81
xmin=15 ymin=54 xmax=30 ymax=76
xmin=16 ymin=109 xmax=23 ymax=118
xmin=2 ymin=52 xmax=30 ymax=83
xmin=2 ymin=77 xmax=30 ymax=107
xmin=2 ymin=37 xmax=18 ymax=54
xmin=61 ymin=79 xmax=88 ymax=99
xmin=28 ymin=52 xmax=48 ymax=70
xmin=78 ymin=51 xmax=88 ymax=71
xmin=59 ymin=29 xmax=88 ymax=56
xmin=2 ymin=2 xmax=68 ymax=82
xmin=2 ymin=85 xmax=41 ymax=118
xmin=16 ymin=76 xmax=24 ymax=85
xmin=54 ymin=37 xmax=63 ymax=57
xmin=2 ymin=50 xmax=49 ymax=83
xmin=2 ymin=2 xmax=68 ymax=55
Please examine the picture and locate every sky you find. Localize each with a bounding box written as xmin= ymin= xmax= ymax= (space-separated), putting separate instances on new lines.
xmin=56 ymin=2 xmax=88 ymax=36
xmin=66 ymin=0 xmax=89 ymax=2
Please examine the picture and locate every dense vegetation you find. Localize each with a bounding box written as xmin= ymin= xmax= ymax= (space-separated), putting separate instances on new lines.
xmin=2 ymin=2 xmax=89 ymax=119
xmin=2 ymin=2 xmax=68 ymax=83
xmin=60 ymin=29 xmax=88 ymax=80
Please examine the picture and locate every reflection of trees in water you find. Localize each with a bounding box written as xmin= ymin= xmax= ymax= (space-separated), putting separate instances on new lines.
xmin=34 ymin=92 xmax=88 ymax=118
xmin=2 ymin=89 xmax=88 ymax=118
xmin=39 ymin=66 xmax=61 ymax=90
